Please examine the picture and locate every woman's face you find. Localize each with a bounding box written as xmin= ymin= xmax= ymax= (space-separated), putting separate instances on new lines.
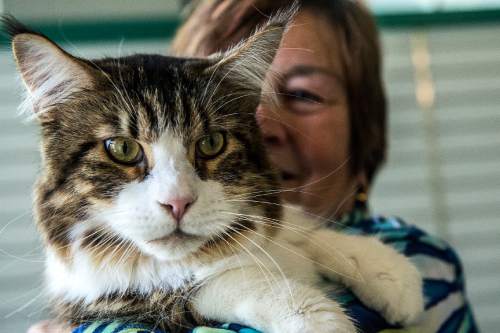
xmin=257 ymin=10 xmax=358 ymax=218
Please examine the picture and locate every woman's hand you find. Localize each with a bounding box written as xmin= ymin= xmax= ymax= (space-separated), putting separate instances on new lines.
xmin=27 ymin=320 xmax=72 ymax=333
xmin=171 ymin=0 xmax=290 ymax=56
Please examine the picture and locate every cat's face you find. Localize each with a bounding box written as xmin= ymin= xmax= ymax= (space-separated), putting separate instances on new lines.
xmin=6 ymin=17 xmax=286 ymax=264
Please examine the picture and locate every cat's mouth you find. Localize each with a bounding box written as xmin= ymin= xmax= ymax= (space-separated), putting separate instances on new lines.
xmin=148 ymin=229 xmax=201 ymax=245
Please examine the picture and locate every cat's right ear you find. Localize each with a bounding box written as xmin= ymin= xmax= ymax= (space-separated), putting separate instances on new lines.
xmin=205 ymin=4 xmax=298 ymax=106
xmin=2 ymin=15 xmax=97 ymax=119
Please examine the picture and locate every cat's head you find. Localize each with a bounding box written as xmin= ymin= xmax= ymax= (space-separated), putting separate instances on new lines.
xmin=4 ymin=13 xmax=290 ymax=266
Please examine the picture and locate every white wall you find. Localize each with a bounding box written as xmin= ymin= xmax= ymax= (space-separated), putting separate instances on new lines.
xmin=368 ymin=0 xmax=500 ymax=14
xmin=3 ymin=0 xmax=179 ymax=22
xmin=372 ymin=24 xmax=500 ymax=332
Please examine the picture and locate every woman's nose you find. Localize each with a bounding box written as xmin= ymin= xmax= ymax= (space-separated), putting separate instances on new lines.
xmin=256 ymin=103 xmax=287 ymax=147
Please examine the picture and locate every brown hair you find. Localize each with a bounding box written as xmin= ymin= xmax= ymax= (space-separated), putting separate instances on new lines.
xmin=172 ymin=0 xmax=387 ymax=185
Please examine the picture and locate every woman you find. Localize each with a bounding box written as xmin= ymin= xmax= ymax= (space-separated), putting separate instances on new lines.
xmin=30 ymin=1 xmax=478 ymax=332
xmin=171 ymin=1 xmax=479 ymax=332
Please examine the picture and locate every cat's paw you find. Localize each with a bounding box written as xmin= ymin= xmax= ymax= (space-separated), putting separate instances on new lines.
xmin=271 ymin=296 xmax=357 ymax=333
xmin=349 ymin=240 xmax=424 ymax=325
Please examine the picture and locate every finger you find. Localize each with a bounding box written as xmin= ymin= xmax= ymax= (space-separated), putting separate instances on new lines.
xmin=27 ymin=320 xmax=72 ymax=333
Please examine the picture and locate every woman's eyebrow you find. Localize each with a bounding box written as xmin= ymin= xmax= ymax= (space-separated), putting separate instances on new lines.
xmin=283 ymin=65 xmax=343 ymax=83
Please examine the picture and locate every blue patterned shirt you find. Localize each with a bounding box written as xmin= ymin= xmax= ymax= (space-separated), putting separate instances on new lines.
xmin=72 ymin=208 xmax=479 ymax=333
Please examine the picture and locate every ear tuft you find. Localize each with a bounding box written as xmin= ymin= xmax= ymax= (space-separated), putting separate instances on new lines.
xmin=3 ymin=15 xmax=96 ymax=119
xmin=1 ymin=14 xmax=40 ymax=41
xmin=265 ymin=1 xmax=300 ymax=34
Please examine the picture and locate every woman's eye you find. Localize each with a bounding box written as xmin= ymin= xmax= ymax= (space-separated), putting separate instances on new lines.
xmin=196 ymin=132 xmax=226 ymax=159
xmin=285 ymin=90 xmax=324 ymax=104
xmin=104 ymin=137 xmax=144 ymax=165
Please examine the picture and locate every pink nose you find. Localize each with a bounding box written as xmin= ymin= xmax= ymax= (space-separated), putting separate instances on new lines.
xmin=159 ymin=196 xmax=195 ymax=223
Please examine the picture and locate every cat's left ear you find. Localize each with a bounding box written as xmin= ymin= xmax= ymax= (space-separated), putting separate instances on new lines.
xmin=207 ymin=4 xmax=298 ymax=104
xmin=2 ymin=16 xmax=97 ymax=118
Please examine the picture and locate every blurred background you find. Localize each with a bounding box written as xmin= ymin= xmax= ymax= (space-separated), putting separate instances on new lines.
xmin=0 ymin=0 xmax=499 ymax=332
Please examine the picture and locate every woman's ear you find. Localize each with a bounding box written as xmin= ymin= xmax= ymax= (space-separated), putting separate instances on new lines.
xmin=357 ymin=172 xmax=369 ymax=192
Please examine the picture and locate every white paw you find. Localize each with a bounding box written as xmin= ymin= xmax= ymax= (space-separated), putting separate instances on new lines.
xmin=271 ymin=296 xmax=357 ymax=333
xmin=349 ymin=241 xmax=424 ymax=325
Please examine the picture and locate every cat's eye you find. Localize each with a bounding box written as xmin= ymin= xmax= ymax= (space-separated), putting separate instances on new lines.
xmin=196 ymin=132 xmax=226 ymax=159
xmin=104 ymin=137 xmax=144 ymax=165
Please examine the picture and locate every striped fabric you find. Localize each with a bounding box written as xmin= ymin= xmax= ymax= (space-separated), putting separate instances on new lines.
xmin=72 ymin=206 xmax=479 ymax=333
xmin=72 ymin=321 xmax=164 ymax=333
xmin=72 ymin=322 xmax=260 ymax=333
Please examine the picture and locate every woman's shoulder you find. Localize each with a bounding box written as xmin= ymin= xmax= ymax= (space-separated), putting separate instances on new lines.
xmin=342 ymin=212 xmax=480 ymax=332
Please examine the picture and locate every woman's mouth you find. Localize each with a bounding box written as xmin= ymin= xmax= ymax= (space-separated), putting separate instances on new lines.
xmin=280 ymin=169 xmax=306 ymax=185
xmin=281 ymin=170 xmax=296 ymax=181
xmin=269 ymin=155 xmax=304 ymax=184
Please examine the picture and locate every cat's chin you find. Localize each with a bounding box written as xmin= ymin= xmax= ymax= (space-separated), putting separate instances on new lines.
xmin=138 ymin=234 xmax=206 ymax=261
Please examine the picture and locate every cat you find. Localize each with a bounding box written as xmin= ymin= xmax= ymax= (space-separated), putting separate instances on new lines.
xmin=4 ymin=12 xmax=423 ymax=333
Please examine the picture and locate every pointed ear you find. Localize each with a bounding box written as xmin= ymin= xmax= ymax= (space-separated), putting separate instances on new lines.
xmin=3 ymin=16 xmax=96 ymax=117
xmin=206 ymin=4 xmax=298 ymax=105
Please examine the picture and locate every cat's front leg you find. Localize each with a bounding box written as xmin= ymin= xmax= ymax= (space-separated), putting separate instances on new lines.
xmin=192 ymin=267 xmax=356 ymax=333
xmin=306 ymin=230 xmax=424 ymax=326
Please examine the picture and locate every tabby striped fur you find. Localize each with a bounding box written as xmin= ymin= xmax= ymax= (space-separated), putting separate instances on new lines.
xmin=4 ymin=13 xmax=285 ymax=331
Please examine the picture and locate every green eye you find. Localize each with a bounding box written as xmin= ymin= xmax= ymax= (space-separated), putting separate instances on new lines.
xmin=104 ymin=137 xmax=143 ymax=165
xmin=197 ymin=132 xmax=226 ymax=159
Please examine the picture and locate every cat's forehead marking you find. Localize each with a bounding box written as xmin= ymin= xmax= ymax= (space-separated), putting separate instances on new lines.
xmin=107 ymin=59 xmax=213 ymax=144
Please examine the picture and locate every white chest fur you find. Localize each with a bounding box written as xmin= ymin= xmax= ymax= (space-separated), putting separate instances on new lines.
xmin=44 ymin=209 xmax=321 ymax=305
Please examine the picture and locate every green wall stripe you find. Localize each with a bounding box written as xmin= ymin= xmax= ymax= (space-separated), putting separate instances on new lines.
xmin=1 ymin=9 xmax=500 ymax=46
xmin=377 ymin=8 xmax=500 ymax=28
xmin=1 ymin=16 xmax=181 ymax=46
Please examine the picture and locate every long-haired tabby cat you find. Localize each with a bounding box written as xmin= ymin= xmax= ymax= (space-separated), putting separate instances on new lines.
xmin=4 ymin=11 xmax=423 ymax=333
